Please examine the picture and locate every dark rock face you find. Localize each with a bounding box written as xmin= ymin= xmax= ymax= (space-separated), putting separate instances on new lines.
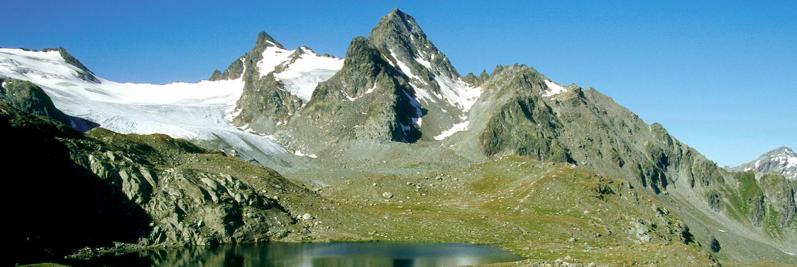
xmin=234 ymin=72 xmax=302 ymax=131
xmin=464 ymin=63 xmax=797 ymax=239
xmin=300 ymin=37 xmax=422 ymax=142
xmin=0 ymin=99 xmax=304 ymax=265
xmin=209 ymin=59 xmax=244 ymax=81
xmin=0 ymin=102 xmax=150 ymax=265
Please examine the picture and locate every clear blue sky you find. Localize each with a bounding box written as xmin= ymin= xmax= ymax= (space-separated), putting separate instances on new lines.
xmin=3 ymin=0 xmax=795 ymax=166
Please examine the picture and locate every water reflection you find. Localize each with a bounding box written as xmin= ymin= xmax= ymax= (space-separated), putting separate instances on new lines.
xmin=83 ymin=242 xmax=522 ymax=267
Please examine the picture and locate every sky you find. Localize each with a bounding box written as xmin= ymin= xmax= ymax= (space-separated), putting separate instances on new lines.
xmin=2 ymin=0 xmax=795 ymax=166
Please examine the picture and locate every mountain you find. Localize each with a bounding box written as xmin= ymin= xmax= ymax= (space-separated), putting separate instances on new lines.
xmin=0 ymin=93 xmax=715 ymax=266
xmin=2 ymin=8 xmax=797 ymax=266
xmin=368 ymin=9 xmax=481 ymax=139
xmin=217 ymin=32 xmax=344 ymax=134
xmin=299 ymin=36 xmax=423 ymax=142
xmin=735 ymin=147 xmax=797 ymax=180
xmin=226 ymin=9 xmax=480 ymax=144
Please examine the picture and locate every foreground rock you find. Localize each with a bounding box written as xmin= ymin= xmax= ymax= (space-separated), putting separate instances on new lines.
xmin=0 ymin=97 xmax=313 ymax=265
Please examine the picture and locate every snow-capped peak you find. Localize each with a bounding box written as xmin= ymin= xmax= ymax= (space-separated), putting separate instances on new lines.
xmin=740 ymin=146 xmax=797 ymax=180
xmin=770 ymin=148 xmax=797 ymax=168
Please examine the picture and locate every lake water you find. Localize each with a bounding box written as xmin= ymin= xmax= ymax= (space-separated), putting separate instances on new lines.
xmin=82 ymin=242 xmax=523 ymax=267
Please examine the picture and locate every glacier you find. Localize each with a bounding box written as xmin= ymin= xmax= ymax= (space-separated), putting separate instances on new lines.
xmin=0 ymin=48 xmax=287 ymax=158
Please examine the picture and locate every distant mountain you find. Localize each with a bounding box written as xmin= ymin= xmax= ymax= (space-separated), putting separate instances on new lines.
xmin=735 ymin=147 xmax=797 ymax=180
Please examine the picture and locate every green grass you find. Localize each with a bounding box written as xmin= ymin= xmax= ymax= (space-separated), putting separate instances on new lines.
xmin=724 ymin=172 xmax=764 ymax=222
xmin=315 ymin=155 xmax=715 ymax=265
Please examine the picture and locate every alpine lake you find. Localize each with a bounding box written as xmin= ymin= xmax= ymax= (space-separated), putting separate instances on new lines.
xmin=77 ymin=242 xmax=523 ymax=267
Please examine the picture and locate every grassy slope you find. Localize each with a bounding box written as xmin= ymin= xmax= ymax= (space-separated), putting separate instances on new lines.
xmin=316 ymin=156 xmax=716 ymax=266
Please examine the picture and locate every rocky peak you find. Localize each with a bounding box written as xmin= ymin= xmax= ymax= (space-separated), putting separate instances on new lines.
xmin=209 ymin=31 xmax=285 ymax=81
xmin=255 ymin=31 xmax=285 ymax=49
xmin=298 ymin=36 xmax=422 ymax=143
xmin=363 ymin=9 xmax=481 ymax=140
xmin=368 ymin=9 xmax=458 ymax=80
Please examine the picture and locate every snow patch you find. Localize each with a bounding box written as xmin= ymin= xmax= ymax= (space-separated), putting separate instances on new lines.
xmin=256 ymin=46 xmax=343 ymax=103
xmin=415 ymin=56 xmax=432 ymax=69
xmin=434 ymin=120 xmax=469 ymax=140
xmin=435 ymin=75 xmax=481 ymax=112
xmin=543 ymin=80 xmax=569 ymax=97
xmin=294 ymin=150 xmax=318 ymax=159
xmin=273 ymin=48 xmax=343 ymax=102
xmin=364 ymin=83 xmax=377 ymax=95
xmin=342 ymin=84 xmax=378 ymax=102
xmin=256 ymin=46 xmax=292 ymax=77
xmin=0 ymin=48 xmax=88 ymax=81
xmin=390 ymin=49 xmax=421 ymax=84
xmin=388 ymin=49 xmax=479 ymax=111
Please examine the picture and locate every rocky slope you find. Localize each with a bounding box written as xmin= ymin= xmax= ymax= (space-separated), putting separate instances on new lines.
xmin=735 ymin=147 xmax=797 ymax=180
xmin=454 ymin=63 xmax=797 ymax=263
xmin=0 ymin=81 xmax=325 ymax=265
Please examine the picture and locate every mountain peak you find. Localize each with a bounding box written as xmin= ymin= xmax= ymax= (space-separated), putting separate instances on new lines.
xmin=382 ymin=8 xmax=412 ymax=25
xmin=735 ymin=146 xmax=797 ymax=180
xmin=368 ymin=9 xmax=458 ymax=78
xmin=369 ymin=9 xmax=425 ymax=47
xmin=767 ymin=146 xmax=795 ymax=156
xmin=255 ymin=31 xmax=284 ymax=49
